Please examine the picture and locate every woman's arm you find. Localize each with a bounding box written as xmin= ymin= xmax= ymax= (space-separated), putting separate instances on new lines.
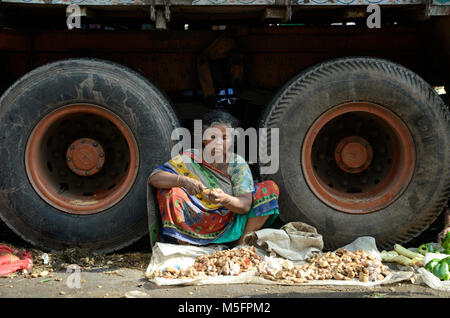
xmin=208 ymin=189 xmax=252 ymax=215
xmin=149 ymin=171 xmax=206 ymax=195
xmin=223 ymin=192 xmax=253 ymax=215
xmin=148 ymin=171 xmax=180 ymax=188
xmin=149 ymin=172 xmax=252 ymax=212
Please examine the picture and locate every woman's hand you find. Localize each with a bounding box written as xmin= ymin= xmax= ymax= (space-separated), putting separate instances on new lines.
xmin=438 ymin=226 xmax=450 ymax=244
xmin=438 ymin=208 xmax=450 ymax=244
xmin=207 ymin=188 xmax=231 ymax=205
xmin=207 ymin=189 xmax=252 ymax=214
xmin=181 ymin=176 xmax=206 ymax=195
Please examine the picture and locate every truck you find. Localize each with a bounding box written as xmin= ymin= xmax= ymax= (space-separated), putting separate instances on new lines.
xmin=0 ymin=0 xmax=448 ymax=253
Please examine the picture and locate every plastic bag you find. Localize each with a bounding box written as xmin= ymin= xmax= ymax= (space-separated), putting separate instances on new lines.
xmin=0 ymin=245 xmax=33 ymax=276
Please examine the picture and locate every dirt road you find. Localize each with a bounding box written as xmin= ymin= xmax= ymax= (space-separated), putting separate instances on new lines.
xmin=1 ymin=266 xmax=449 ymax=298
xmin=1 ymin=222 xmax=449 ymax=299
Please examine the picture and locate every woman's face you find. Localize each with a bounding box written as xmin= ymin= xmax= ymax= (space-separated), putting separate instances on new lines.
xmin=203 ymin=124 xmax=233 ymax=162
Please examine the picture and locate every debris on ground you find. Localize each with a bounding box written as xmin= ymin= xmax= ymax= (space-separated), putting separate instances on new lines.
xmin=0 ymin=240 xmax=151 ymax=280
xmin=124 ymin=290 xmax=149 ymax=298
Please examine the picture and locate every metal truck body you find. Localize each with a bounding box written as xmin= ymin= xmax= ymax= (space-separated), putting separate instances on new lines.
xmin=0 ymin=0 xmax=448 ymax=252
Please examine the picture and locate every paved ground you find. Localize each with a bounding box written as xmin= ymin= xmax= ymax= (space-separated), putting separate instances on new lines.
xmin=1 ymin=221 xmax=449 ymax=299
xmin=1 ymin=266 xmax=449 ymax=298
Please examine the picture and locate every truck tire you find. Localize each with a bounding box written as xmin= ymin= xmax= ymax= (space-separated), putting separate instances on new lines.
xmin=260 ymin=57 xmax=450 ymax=250
xmin=0 ymin=58 xmax=179 ymax=253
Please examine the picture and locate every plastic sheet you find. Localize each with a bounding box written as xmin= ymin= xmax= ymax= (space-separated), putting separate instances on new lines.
xmin=146 ymin=222 xmax=413 ymax=287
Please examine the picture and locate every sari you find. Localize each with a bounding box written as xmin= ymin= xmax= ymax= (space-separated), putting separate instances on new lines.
xmin=149 ymin=148 xmax=279 ymax=245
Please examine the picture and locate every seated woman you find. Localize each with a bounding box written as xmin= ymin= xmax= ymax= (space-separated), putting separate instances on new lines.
xmin=148 ymin=110 xmax=280 ymax=246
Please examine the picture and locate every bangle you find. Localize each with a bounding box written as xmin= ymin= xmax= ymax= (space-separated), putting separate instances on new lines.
xmin=176 ymin=175 xmax=181 ymax=187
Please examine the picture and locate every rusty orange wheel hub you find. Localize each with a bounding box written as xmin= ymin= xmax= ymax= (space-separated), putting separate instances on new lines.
xmin=302 ymin=102 xmax=415 ymax=214
xmin=334 ymin=136 xmax=373 ymax=174
xmin=25 ymin=104 xmax=139 ymax=215
xmin=66 ymin=138 xmax=105 ymax=176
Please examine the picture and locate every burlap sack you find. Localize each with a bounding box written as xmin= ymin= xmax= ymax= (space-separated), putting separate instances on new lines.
xmin=244 ymin=222 xmax=323 ymax=261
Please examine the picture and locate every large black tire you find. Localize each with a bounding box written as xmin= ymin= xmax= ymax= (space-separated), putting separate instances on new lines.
xmin=0 ymin=58 xmax=179 ymax=253
xmin=260 ymin=57 xmax=450 ymax=250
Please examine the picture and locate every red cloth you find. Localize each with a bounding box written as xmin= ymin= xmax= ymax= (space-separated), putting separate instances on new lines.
xmin=0 ymin=245 xmax=33 ymax=276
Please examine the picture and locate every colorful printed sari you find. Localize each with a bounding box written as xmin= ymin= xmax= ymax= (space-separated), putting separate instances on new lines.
xmin=149 ymin=148 xmax=280 ymax=245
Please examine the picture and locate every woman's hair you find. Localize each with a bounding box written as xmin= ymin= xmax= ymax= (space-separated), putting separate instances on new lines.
xmin=201 ymin=110 xmax=240 ymax=133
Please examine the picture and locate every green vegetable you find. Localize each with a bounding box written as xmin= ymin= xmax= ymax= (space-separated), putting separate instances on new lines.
xmin=442 ymin=232 xmax=450 ymax=250
xmin=394 ymin=244 xmax=424 ymax=260
xmin=425 ymin=258 xmax=441 ymax=272
xmin=392 ymin=255 xmax=413 ymax=266
xmin=444 ymin=249 xmax=450 ymax=255
xmin=380 ymin=250 xmax=398 ymax=261
xmin=441 ymin=256 xmax=450 ymax=265
xmin=418 ymin=244 xmax=429 ymax=255
xmin=432 ymin=262 xmax=450 ymax=281
xmin=427 ymin=257 xmax=450 ymax=281
xmin=418 ymin=243 xmax=439 ymax=255
xmin=380 ymin=251 xmax=413 ymax=266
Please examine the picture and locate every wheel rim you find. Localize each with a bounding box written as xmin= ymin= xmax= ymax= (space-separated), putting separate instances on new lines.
xmin=302 ymin=102 xmax=415 ymax=214
xmin=25 ymin=104 xmax=139 ymax=215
